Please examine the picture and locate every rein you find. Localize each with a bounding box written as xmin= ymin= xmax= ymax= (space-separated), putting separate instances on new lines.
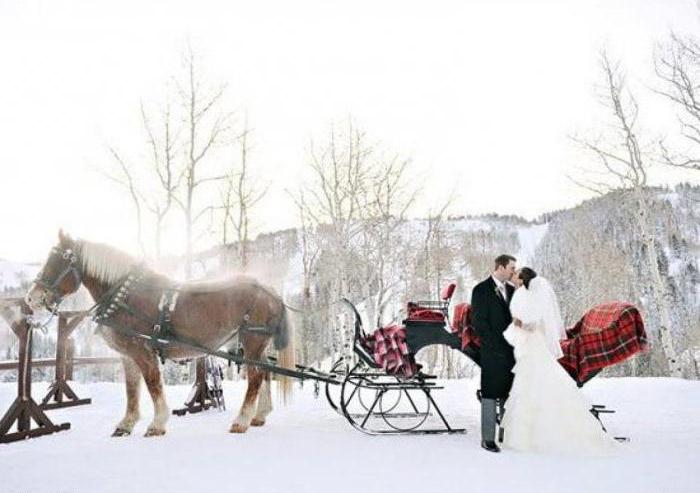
xmin=94 ymin=313 xmax=340 ymax=384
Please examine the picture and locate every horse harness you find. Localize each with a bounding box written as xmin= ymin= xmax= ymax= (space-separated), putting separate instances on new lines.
xmin=33 ymin=247 xmax=83 ymax=311
xmin=90 ymin=268 xmax=280 ymax=363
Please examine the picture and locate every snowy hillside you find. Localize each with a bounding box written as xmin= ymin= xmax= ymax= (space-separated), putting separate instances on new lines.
xmin=0 ymin=377 xmax=698 ymax=493
xmin=0 ymin=259 xmax=39 ymax=291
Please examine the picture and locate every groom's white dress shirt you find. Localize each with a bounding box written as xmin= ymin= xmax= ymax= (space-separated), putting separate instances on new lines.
xmin=491 ymin=275 xmax=507 ymax=301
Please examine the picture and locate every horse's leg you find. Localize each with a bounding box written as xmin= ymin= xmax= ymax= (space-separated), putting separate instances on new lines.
xmin=230 ymin=366 xmax=264 ymax=433
xmin=131 ymin=348 xmax=169 ymax=437
xmin=112 ymin=356 xmax=142 ymax=437
xmin=251 ymin=371 xmax=272 ymax=427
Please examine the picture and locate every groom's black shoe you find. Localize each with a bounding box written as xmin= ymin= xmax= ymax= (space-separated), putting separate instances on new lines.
xmin=481 ymin=440 xmax=501 ymax=453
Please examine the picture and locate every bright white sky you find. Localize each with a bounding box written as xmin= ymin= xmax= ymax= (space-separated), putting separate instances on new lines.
xmin=0 ymin=0 xmax=698 ymax=263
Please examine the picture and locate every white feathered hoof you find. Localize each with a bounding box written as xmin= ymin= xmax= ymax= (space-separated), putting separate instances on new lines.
xmin=144 ymin=427 xmax=166 ymax=437
xmin=250 ymin=418 xmax=266 ymax=427
xmin=229 ymin=423 xmax=249 ymax=433
xmin=112 ymin=428 xmax=131 ymax=437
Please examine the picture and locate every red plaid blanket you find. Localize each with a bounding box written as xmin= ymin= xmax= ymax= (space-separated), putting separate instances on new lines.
xmin=451 ymin=301 xmax=647 ymax=385
xmin=362 ymin=325 xmax=418 ymax=376
xmin=406 ymin=302 xmax=446 ymax=323
xmin=451 ymin=302 xmax=481 ymax=350
xmin=559 ymin=302 xmax=648 ymax=385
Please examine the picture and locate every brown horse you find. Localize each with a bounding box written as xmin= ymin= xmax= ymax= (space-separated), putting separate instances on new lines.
xmin=25 ymin=230 xmax=295 ymax=437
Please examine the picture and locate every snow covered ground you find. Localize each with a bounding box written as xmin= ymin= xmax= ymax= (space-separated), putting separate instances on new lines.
xmin=0 ymin=377 xmax=698 ymax=493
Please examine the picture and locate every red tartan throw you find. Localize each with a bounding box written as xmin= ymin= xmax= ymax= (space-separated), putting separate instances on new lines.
xmin=559 ymin=302 xmax=648 ymax=384
xmin=362 ymin=325 xmax=418 ymax=377
xmin=450 ymin=300 xmax=647 ymax=385
xmin=451 ymin=302 xmax=480 ymax=350
xmin=406 ymin=302 xmax=445 ymax=322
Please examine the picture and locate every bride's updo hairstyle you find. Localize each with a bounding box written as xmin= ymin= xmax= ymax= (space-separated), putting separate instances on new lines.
xmin=519 ymin=267 xmax=538 ymax=289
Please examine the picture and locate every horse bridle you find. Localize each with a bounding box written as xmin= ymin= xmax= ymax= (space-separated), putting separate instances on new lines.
xmin=33 ymin=246 xmax=83 ymax=312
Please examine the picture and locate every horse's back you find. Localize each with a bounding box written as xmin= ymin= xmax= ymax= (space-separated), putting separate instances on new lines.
xmin=180 ymin=274 xmax=265 ymax=295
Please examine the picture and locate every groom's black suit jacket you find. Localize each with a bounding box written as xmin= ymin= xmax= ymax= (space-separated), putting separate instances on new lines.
xmin=471 ymin=276 xmax=516 ymax=400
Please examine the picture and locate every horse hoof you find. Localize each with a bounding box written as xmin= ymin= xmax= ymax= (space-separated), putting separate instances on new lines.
xmin=144 ymin=428 xmax=166 ymax=437
xmin=250 ymin=418 xmax=266 ymax=427
xmin=229 ymin=423 xmax=249 ymax=433
xmin=112 ymin=428 xmax=131 ymax=437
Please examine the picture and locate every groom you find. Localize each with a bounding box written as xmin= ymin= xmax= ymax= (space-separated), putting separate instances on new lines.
xmin=471 ymin=254 xmax=517 ymax=453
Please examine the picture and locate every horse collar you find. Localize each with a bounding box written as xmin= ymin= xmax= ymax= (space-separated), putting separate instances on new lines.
xmin=92 ymin=271 xmax=143 ymax=323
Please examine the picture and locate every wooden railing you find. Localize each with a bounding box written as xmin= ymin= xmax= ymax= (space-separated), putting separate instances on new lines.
xmin=0 ymin=356 xmax=121 ymax=371
xmin=0 ymin=297 xmax=121 ymax=443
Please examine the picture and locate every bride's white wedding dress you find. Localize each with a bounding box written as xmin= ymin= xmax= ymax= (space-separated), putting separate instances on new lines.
xmin=501 ymin=277 xmax=618 ymax=455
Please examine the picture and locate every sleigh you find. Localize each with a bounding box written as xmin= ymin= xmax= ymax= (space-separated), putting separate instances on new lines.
xmin=328 ymin=284 xmax=648 ymax=436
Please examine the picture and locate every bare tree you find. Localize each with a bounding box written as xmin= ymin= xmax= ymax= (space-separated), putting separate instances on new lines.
xmin=218 ymin=115 xmax=267 ymax=271
xmin=356 ymin=153 xmax=418 ymax=327
xmin=292 ymin=118 xmax=427 ymax=363
xmin=139 ymin=100 xmax=182 ymax=264
xmin=655 ymin=32 xmax=700 ymax=173
xmin=173 ymin=47 xmax=235 ymax=279
xmin=291 ymin=191 xmax=323 ymax=363
xmin=104 ymin=84 xmax=184 ymax=267
xmin=104 ymin=147 xmax=147 ymax=256
xmin=412 ymin=193 xmax=457 ymax=377
xmin=293 ymin=192 xmax=322 ymax=303
xmin=294 ymin=118 xmax=429 ymax=366
xmin=297 ymin=118 xmax=375 ymax=357
xmin=571 ymin=52 xmax=683 ymax=377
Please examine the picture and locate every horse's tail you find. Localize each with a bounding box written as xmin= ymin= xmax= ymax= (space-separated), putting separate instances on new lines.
xmin=274 ymin=306 xmax=295 ymax=403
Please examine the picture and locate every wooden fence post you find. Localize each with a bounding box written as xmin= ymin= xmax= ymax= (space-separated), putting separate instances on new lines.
xmin=172 ymin=356 xmax=214 ymax=416
xmin=66 ymin=339 xmax=75 ymax=381
xmin=0 ymin=300 xmax=70 ymax=444
xmin=39 ymin=311 xmax=91 ymax=410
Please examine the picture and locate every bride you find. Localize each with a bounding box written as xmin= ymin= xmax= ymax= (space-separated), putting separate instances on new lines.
xmin=501 ymin=267 xmax=618 ymax=455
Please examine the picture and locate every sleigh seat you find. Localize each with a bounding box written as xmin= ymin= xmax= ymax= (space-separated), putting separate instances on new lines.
xmin=404 ymin=283 xmax=456 ymax=325
xmin=346 ymin=285 xmax=461 ymax=377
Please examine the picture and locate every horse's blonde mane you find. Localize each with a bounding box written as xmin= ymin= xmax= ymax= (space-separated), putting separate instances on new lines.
xmin=78 ymin=240 xmax=139 ymax=284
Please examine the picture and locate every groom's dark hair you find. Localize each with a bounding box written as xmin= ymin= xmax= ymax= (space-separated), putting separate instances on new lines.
xmin=494 ymin=254 xmax=516 ymax=269
xmin=519 ymin=267 xmax=538 ymax=289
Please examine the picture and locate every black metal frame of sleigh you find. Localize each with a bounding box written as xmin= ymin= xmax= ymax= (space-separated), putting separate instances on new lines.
xmin=325 ymin=291 xmax=470 ymax=435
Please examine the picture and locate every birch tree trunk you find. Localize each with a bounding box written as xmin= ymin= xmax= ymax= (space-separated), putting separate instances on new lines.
xmin=635 ymin=189 xmax=683 ymax=376
xmin=573 ymin=52 xmax=683 ymax=377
